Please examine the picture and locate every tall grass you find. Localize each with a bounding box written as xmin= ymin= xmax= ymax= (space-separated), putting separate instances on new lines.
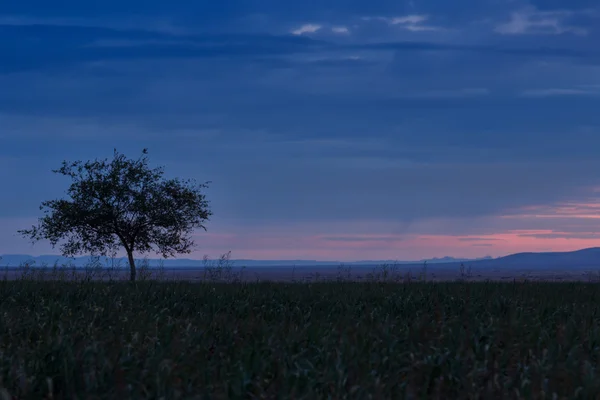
xmin=1 ymin=257 xmax=600 ymax=398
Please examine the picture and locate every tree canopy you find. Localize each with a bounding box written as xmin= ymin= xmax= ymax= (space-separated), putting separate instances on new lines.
xmin=19 ymin=148 xmax=212 ymax=281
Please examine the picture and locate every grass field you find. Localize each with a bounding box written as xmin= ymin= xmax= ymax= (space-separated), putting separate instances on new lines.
xmin=2 ymin=264 xmax=600 ymax=399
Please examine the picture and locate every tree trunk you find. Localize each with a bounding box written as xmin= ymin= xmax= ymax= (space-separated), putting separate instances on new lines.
xmin=126 ymin=250 xmax=136 ymax=282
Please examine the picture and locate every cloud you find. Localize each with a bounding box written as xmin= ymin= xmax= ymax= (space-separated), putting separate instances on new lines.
xmin=495 ymin=7 xmax=590 ymax=35
xmin=501 ymin=201 xmax=600 ymax=220
xmin=290 ymin=23 xmax=322 ymax=35
xmin=413 ymin=87 xmax=490 ymax=98
xmin=299 ymin=56 xmax=374 ymax=68
xmin=331 ymin=26 xmax=350 ymax=35
xmin=457 ymin=237 xmax=505 ymax=242
xmin=389 ymin=15 xmax=443 ymax=32
xmin=319 ymin=235 xmax=403 ymax=249
xmin=362 ymin=14 xmax=444 ymax=32
xmin=390 ymin=15 xmax=428 ymax=25
xmin=517 ymin=232 xmax=600 ymax=239
xmin=520 ymin=86 xmax=600 ymax=97
xmin=348 ymin=41 xmax=594 ymax=61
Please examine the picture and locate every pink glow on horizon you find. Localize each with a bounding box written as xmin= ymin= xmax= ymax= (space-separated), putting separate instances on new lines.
xmin=191 ymin=199 xmax=600 ymax=260
xmin=186 ymin=229 xmax=600 ymax=261
xmin=2 ymin=199 xmax=600 ymax=261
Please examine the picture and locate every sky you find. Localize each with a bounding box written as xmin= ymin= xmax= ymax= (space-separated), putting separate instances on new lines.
xmin=1 ymin=0 xmax=600 ymax=262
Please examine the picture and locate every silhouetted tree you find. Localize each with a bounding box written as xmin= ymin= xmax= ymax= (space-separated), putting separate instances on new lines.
xmin=19 ymin=148 xmax=212 ymax=281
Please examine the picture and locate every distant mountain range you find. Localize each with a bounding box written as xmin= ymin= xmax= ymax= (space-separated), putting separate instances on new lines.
xmin=1 ymin=248 xmax=600 ymax=270
xmin=0 ymin=253 xmax=491 ymax=268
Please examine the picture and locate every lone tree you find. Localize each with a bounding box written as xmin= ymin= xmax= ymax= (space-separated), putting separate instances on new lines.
xmin=19 ymin=148 xmax=212 ymax=281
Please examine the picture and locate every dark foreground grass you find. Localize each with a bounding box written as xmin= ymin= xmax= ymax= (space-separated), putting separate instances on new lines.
xmin=2 ymin=279 xmax=600 ymax=399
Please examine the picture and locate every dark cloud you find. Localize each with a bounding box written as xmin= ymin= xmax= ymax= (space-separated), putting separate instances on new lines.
xmin=0 ymin=24 xmax=332 ymax=73
xmin=352 ymin=42 xmax=596 ymax=60
xmin=4 ymin=0 xmax=598 ymax=24
xmin=517 ymin=232 xmax=600 ymax=239
xmin=3 ymin=21 xmax=600 ymax=75
xmin=458 ymin=237 xmax=504 ymax=242
xmin=197 ymin=158 xmax=600 ymax=225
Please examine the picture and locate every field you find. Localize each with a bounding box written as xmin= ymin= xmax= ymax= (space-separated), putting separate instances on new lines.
xmin=2 ymin=265 xmax=600 ymax=399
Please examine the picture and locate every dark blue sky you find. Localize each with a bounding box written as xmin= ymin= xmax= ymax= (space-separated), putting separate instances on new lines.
xmin=2 ymin=0 xmax=600 ymax=260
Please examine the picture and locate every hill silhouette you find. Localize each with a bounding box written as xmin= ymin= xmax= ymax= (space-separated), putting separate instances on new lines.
xmin=471 ymin=247 xmax=600 ymax=269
